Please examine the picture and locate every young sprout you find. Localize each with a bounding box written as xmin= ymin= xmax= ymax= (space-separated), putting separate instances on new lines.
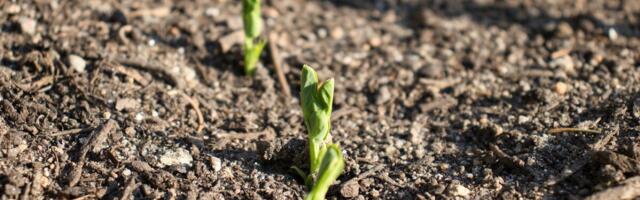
xmin=242 ymin=0 xmax=266 ymax=76
xmin=298 ymin=65 xmax=345 ymax=200
xmin=305 ymin=144 xmax=345 ymax=200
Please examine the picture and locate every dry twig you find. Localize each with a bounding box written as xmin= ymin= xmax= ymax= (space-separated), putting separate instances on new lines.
xmin=489 ymin=144 xmax=525 ymax=168
xmin=114 ymin=57 xmax=180 ymax=87
xmin=50 ymin=128 xmax=93 ymax=137
xmin=68 ymin=120 xmax=117 ymax=188
xmin=268 ymin=32 xmax=291 ymax=97
xmin=120 ymin=177 xmax=139 ymax=200
xmin=548 ymin=127 xmax=601 ymax=134
xmin=180 ymin=92 xmax=205 ymax=133
xmin=214 ymin=129 xmax=275 ymax=140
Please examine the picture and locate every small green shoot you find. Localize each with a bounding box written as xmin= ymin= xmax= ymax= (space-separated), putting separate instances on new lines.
xmin=242 ymin=0 xmax=266 ymax=76
xmin=298 ymin=65 xmax=345 ymax=200
xmin=305 ymin=144 xmax=345 ymax=200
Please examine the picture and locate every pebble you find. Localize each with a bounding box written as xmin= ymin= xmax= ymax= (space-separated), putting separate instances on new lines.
xmin=555 ymin=22 xmax=573 ymax=37
xmin=135 ymin=112 xmax=145 ymax=121
xmin=209 ymin=156 xmax=222 ymax=172
xmin=550 ymin=56 xmax=574 ymax=73
xmin=368 ymin=37 xmax=382 ymax=47
xmin=419 ymin=64 xmax=444 ymax=78
xmin=159 ymin=148 xmax=193 ymax=167
xmin=122 ymin=168 xmax=132 ymax=177
xmin=340 ymin=182 xmax=360 ymax=198
xmin=115 ymin=98 xmax=140 ymax=111
xmin=130 ymin=160 xmax=154 ymax=172
xmin=263 ymin=7 xmax=279 ymax=18
xmin=148 ymin=39 xmax=156 ymax=46
xmin=376 ymin=86 xmax=391 ymax=105
xmin=317 ymin=28 xmax=327 ymax=38
xmin=6 ymin=4 xmax=21 ymax=14
xmin=67 ymin=55 xmax=86 ymax=72
xmin=205 ymin=7 xmax=220 ymax=17
xmin=449 ymin=184 xmax=471 ymax=197
xmin=330 ymin=27 xmax=344 ymax=39
xmin=409 ymin=122 xmax=423 ymax=145
xmin=553 ymin=82 xmax=569 ymax=95
xmin=518 ymin=115 xmax=531 ymax=124
xmin=608 ymin=28 xmax=618 ymax=41
xmin=102 ymin=111 xmax=111 ymax=119
xmin=19 ymin=17 xmax=37 ymax=35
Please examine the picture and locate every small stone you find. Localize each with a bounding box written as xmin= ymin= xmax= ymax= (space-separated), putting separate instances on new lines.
xmin=218 ymin=31 xmax=244 ymax=53
xmin=381 ymin=11 xmax=397 ymax=23
xmin=130 ymin=160 xmax=154 ymax=172
xmin=317 ymin=28 xmax=327 ymax=38
xmin=368 ymin=37 xmax=382 ymax=47
xmin=608 ymin=28 xmax=618 ymax=41
xmin=340 ymin=182 xmax=360 ymax=198
xmin=409 ymin=122 xmax=423 ymax=145
xmin=205 ymin=7 xmax=220 ymax=17
xmin=518 ymin=115 xmax=531 ymax=124
xmin=263 ymin=7 xmax=279 ymax=18
xmin=19 ymin=17 xmax=37 ymax=35
xmin=370 ymin=189 xmax=380 ymax=198
xmin=209 ymin=156 xmax=222 ymax=172
xmin=384 ymin=47 xmax=404 ymax=62
xmin=449 ymin=184 xmax=471 ymax=197
xmin=135 ymin=112 xmax=145 ymax=121
xmin=553 ymin=82 xmax=569 ymax=95
xmin=555 ymin=22 xmax=573 ymax=37
xmin=419 ymin=65 xmax=444 ymax=78
xmin=6 ymin=4 xmax=21 ymax=14
xmin=122 ymin=168 xmax=132 ymax=177
xmin=115 ymin=98 xmax=140 ymax=112
xmin=376 ymin=86 xmax=391 ymax=105
xmin=148 ymin=39 xmax=156 ymax=46
xmin=385 ymin=145 xmax=398 ymax=158
xmin=103 ymin=111 xmax=111 ymax=119
xmin=67 ymin=54 xmax=86 ymax=72
xmin=124 ymin=127 xmax=136 ymax=137
xmin=330 ymin=27 xmax=344 ymax=39
xmin=159 ymin=148 xmax=193 ymax=167
xmin=550 ymin=56 xmax=574 ymax=73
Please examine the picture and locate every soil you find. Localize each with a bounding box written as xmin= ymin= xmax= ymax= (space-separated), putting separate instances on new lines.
xmin=2 ymin=0 xmax=640 ymax=199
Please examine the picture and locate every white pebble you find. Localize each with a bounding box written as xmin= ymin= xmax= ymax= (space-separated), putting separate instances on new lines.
xmin=19 ymin=17 xmax=37 ymax=35
xmin=608 ymin=28 xmax=618 ymax=40
xmin=67 ymin=54 xmax=86 ymax=72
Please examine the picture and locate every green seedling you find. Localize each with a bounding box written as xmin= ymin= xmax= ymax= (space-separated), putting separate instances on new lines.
xmin=242 ymin=0 xmax=266 ymax=76
xmin=305 ymin=144 xmax=345 ymax=200
xmin=295 ymin=65 xmax=345 ymax=200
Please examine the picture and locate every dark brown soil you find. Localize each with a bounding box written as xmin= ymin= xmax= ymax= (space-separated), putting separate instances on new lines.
xmin=2 ymin=0 xmax=640 ymax=199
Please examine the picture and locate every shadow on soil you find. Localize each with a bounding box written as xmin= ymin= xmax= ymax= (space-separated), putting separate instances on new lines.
xmin=328 ymin=0 xmax=640 ymax=38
